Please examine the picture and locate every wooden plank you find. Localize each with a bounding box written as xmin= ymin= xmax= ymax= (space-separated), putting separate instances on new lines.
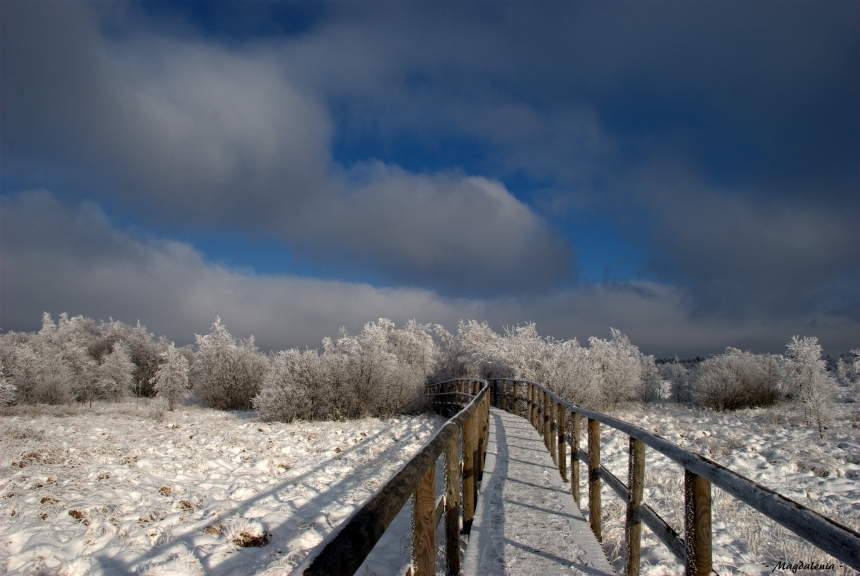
xmin=413 ymin=465 xmax=436 ymax=576
xmin=571 ymin=412 xmax=580 ymax=505
xmin=445 ymin=432 xmax=460 ymax=575
xmin=684 ymin=471 xmax=712 ymax=575
xmin=588 ymin=418 xmax=601 ymax=541
xmin=626 ymin=437 xmax=645 ymax=576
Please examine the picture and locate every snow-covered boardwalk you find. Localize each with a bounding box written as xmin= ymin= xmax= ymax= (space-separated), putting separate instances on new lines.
xmin=463 ymin=408 xmax=615 ymax=575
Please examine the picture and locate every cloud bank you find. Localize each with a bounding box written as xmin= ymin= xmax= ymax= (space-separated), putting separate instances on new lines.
xmin=3 ymin=191 xmax=854 ymax=357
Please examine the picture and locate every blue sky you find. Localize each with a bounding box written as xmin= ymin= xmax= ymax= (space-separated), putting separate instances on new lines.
xmin=2 ymin=0 xmax=858 ymax=357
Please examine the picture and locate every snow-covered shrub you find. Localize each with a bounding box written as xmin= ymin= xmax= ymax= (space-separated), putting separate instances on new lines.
xmin=152 ymin=344 xmax=189 ymax=411
xmin=254 ymin=349 xmax=324 ymax=422
xmin=692 ymin=349 xmax=782 ymax=411
xmin=191 ymin=318 xmax=268 ymax=411
xmin=659 ymin=358 xmax=690 ymax=403
xmin=255 ymin=319 xmax=430 ymax=422
xmin=317 ymin=320 xmax=428 ymax=418
xmin=147 ymin=398 xmax=167 ymax=422
xmin=784 ymin=336 xmax=835 ymax=437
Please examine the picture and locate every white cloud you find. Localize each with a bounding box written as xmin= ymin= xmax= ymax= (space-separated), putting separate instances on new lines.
xmin=2 ymin=191 xmax=855 ymax=356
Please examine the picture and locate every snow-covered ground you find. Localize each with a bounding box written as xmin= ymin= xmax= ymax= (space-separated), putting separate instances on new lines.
xmin=591 ymin=401 xmax=860 ymax=576
xmin=3 ymin=399 xmax=858 ymax=576
xmin=0 ymin=401 xmax=445 ymax=575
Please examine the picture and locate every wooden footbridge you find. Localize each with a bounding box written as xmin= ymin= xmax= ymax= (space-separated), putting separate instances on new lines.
xmin=297 ymin=379 xmax=860 ymax=575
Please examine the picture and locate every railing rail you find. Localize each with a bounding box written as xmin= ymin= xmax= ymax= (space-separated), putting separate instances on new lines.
xmin=491 ymin=378 xmax=860 ymax=575
xmin=296 ymin=378 xmax=490 ymax=576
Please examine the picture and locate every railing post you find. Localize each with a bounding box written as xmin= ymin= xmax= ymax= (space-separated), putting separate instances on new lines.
xmin=477 ymin=391 xmax=486 ymax=482
xmin=684 ymin=470 xmax=712 ymax=575
xmin=550 ymin=399 xmax=558 ymax=464
xmin=558 ymin=404 xmax=567 ymax=481
xmin=537 ymin=389 xmax=542 ymax=438
xmin=463 ymin=411 xmax=475 ymax=533
xmin=412 ymin=464 xmax=436 ymax=576
xmin=529 ymin=384 xmax=535 ymax=427
xmin=626 ymin=437 xmax=645 ymax=576
xmin=512 ymin=381 xmax=519 ymax=416
xmin=543 ymin=390 xmax=551 ymax=449
xmin=588 ymin=417 xmax=601 ymax=541
xmin=572 ymin=412 xmax=581 ymax=505
xmin=445 ymin=430 xmax=460 ymax=575
xmin=502 ymin=380 xmax=508 ymax=412
xmin=482 ymin=391 xmax=489 ymax=470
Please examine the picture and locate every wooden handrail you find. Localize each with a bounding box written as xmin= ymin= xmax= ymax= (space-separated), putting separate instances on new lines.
xmin=491 ymin=378 xmax=860 ymax=574
xmin=297 ymin=378 xmax=490 ymax=576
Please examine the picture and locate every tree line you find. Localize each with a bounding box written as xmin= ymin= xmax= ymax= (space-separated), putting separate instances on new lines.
xmin=1 ymin=314 xmax=857 ymax=435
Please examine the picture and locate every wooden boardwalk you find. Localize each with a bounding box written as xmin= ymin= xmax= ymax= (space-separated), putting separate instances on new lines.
xmin=463 ymin=407 xmax=616 ymax=575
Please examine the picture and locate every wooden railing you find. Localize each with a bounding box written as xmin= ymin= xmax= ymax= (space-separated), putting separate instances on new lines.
xmin=491 ymin=378 xmax=860 ymax=575
xmin=296 ymin=378 xmax=490 ymax=576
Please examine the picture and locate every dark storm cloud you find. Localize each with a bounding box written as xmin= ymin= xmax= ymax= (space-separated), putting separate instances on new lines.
xmin=1 ymin=0 xmax=573 ymax=295
xmin=634 ymin=167 xmax=860 ymax=321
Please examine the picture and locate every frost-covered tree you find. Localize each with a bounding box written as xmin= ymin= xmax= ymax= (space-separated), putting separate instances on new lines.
xmin=191 ymin=318 xmax=268 ymax=411
xmin=97 ymin=341 xmax=135 ymax=403
xmin=0 ymin=374 xmax=17 ymax=406
xmin=430 ymin=322 xmax=650 ymax=411
xmin=388 ymin=319 xmax=438 ymax=379
xmin=152 ymin=344 xmax=189 ymax=411
xmin=542 ymin=338 xmax=602 ymax=408
xmin=1 ymin=312 xmax=175 ymax=406
xmin=639 ymin=355 xmax=663 ymax=402
xmin=837 ymin=349 xmax=860 ymax=402
xmin=659 ymin=358 xmax=690 ymax=403
xmin=6 ymin=315 xmax=76 ymax=405
xmin=784 ymin=336 xmax=835 ymax=437
xmin=124 ymin=323 xmax=167 ymax=398
xmin=588 ymin=329 xmax=644 ymax=410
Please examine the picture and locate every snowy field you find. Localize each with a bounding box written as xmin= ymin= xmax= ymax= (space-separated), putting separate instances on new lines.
xmin=592 ymin=401 xmax=860 ymax=575
xmin=0 ymin=401 xmax=445 ymax=575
